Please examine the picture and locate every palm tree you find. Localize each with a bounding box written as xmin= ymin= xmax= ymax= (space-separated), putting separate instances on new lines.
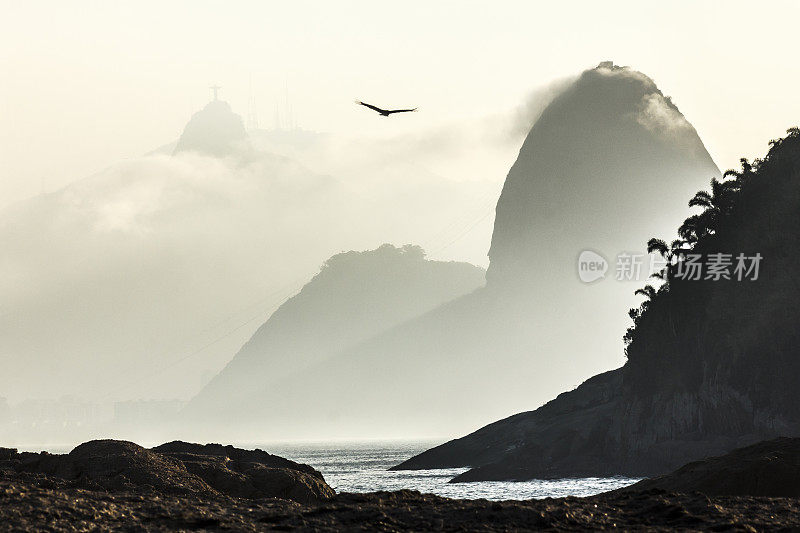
xmin=646 ymin=238 xmax=688 ymax=281
xmin=635 ymin=284 xmax=658 ymax=300
xmin=679 ymin=213 xmax=707 ymax=244
xmin=647 ymin=238 xmax=669 ymax=258
xmin=680 ymin=176 xmax=741 ymax=243
xmin=722 ymin=158 xmax=755 ymax=188
xmin=688 ymin=177 xmax=739 ymax=212
xmin=670 ymin=239 xmax=690 ymax=257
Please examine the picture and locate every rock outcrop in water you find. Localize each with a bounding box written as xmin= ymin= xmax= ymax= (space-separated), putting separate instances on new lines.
xmin=0 ymin=439 xmax=334 ymax=504
xmin=395 ymin=128 xmax=800 ymax=481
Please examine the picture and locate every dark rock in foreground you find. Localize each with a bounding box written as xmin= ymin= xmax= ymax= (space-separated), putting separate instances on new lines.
xmin=2 ymin=480 xmax=800 ymax=532
xmin=4 ymin=438 xmax=800 ymax=530
xmin=0 ymin=439 xmax=333 ymax=504
xmin=620 ymin=437 xmax=800 ymax=498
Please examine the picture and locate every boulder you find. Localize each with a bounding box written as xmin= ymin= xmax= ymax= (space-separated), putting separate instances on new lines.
xmin=2 ymin=439 xmax=334 ymax=504
xmin=621 ymin=437 xmax=800 ymax=497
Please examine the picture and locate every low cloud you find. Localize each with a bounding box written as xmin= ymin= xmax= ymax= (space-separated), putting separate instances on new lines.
xmin=636 ymin=93 xmax=694 ymax=137
xmin=0 ymin=133 xmax=501 ymax=404
xmin=506 ymin=76 xmax=577 ymax=140
xmin=0 ymin=80 xmax=580 ymax=411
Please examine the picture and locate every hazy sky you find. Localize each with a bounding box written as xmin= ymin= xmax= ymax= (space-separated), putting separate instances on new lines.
xmin=2 ymin=0 xmax=800 ymax=208
xmin=3 ymin=1 xmax=799 ymax=445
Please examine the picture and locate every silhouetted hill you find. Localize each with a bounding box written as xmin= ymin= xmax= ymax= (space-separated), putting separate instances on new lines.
xmin=184 ymin=62 xmax=721 ymax=439
xmin=173 ymin=99 xmax=249 ymax=157
xmin=395 ymin=128 xmax=800 ymax=480
xmin=184 ymin=244 xmax=485 ymax=430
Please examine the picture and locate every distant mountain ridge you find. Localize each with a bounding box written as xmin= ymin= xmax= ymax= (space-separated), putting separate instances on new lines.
xmin=184 ymin=244 xmax=486 ymax=432
xmin=0 ymin=95 xmax=498 ymax=411
xmin=184 ymin=62 xmax=721 ymax=439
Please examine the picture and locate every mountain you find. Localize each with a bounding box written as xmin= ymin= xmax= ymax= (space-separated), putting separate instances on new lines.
xmin=0 ymin=97 xmax=496 ymax=416
xmin=488 ymin=61 xmax=718 ymax=286
xmin=184 ymin=244 xmax=486 ymax=430
xmin=184 ymin=62 xmax=720 ymax=439
xmin=173 ymin=99 xmax=250 ymax=157
xmin=394 ymin=128 xmax=800 ymax=480
xmin=0 ymin=146 xmax=359 ymax=405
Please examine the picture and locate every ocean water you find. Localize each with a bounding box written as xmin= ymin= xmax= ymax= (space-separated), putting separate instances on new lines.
xmin=36 ymin=439 xmax=640 ymax=500
xmin=265 ymin=440 xmax=640 ymax=501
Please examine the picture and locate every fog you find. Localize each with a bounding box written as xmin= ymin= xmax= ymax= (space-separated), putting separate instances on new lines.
xmin=0 ymin=112 xmax=519 ymax=396
xmin=0 ymin=89 xmax=532 ymax=446
xmin=4 ymin=1 xmax=800 ymax=209
xmin=2 ymin=1 xmax=800 ymax=447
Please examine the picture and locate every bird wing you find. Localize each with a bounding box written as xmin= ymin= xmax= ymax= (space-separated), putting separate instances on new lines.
xmin=386 ymin=108 xmax=418 ymax=114
xmin=356 ymin=100 xmax=388 ymax=114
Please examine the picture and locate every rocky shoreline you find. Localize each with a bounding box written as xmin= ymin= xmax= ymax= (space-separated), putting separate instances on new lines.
xmin=3 ymin=478 xmax=800 ymax=531
xmin=3 ymin=438 xmax=800 ymax=530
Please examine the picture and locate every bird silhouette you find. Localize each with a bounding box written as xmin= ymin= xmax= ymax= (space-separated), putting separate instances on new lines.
xmin=356 ymin=100 xmax=417 ymax=116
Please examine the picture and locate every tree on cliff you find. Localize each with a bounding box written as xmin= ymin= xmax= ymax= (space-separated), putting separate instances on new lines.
xmin=625 ymin=128 xmax=800 ymax=406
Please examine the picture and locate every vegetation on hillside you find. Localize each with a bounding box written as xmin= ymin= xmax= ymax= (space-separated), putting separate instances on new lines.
xmin=623 ymin=128 xmax=800 ymax=401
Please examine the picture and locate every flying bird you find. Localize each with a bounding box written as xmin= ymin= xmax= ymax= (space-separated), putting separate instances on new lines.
xmin=356 ymin=100 xmax=417 ymax=116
